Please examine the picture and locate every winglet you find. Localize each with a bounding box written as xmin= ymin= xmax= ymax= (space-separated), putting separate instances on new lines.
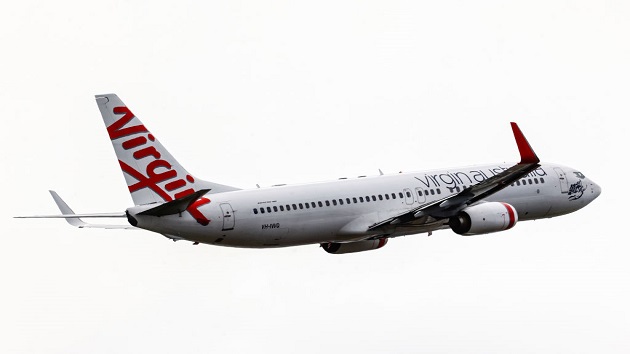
xmin=511 ymin=122 xmax=540 ymax=164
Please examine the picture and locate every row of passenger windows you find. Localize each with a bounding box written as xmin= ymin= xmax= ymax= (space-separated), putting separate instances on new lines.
xmin=511 ymin=177 xmax=545 ymax=186
xmin=254 ymin=191 xmax=411 ymax=215
xmin=424 ymin=188 xmax=442 ymax=195
xmin=252 ymin=177 xmax=546 ymax=215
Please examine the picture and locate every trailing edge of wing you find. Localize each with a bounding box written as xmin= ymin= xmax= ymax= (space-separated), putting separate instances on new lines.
xmin=14 ymin=191 xmax=135 ymax=229
xmin=368 ymin=122 xmax=541 ymax=231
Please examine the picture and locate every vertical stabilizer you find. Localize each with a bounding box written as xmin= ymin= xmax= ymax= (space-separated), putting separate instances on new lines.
xmin=95 ymin=94 xmax=239 ymax=206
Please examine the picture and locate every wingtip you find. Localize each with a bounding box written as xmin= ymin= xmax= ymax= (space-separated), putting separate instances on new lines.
xmin=510 ymin=122 xmax=540 ymax=164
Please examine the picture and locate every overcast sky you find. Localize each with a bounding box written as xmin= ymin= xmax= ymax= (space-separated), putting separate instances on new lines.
xmin=1 ymin=1 xmax=628 ymax=353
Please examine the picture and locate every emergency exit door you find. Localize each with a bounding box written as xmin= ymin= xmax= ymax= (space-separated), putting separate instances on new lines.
xmin=220 ymin=203 xmax=235 ymax=231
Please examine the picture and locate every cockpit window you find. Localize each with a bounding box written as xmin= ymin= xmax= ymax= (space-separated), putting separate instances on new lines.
xmin=574 ymin=172 xmax=585 ymax=179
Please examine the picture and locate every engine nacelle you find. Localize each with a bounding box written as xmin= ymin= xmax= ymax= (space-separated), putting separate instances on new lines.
xmin=321 ymin=239 xmax=388 ymax=254
xmin=449 ymin=202 xmax=518 ymax=236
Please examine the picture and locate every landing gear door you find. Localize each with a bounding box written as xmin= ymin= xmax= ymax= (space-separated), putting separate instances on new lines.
xmin=554 ymin=167 xmax=569 ymax=193
xmin=220 ymin=203 xmax=235 ymax=231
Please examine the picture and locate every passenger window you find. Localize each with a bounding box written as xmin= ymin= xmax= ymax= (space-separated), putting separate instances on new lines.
xmin=378 ymin=195 xmax=383 ymax=200
xmin=318 ymin=201 xmax=323 ymax=207
xmin=365 ymin=196 xmax=370 ymax=203
xmin=424 ymin=190 xmax=429 ymax=196
xmin=385 ymin=194 xmax=389 ymax=200
xmin=391 ymin=193 xmax=396 ymax=199
xmin=359 ymin=197 xmax=364 ymax=202
xmin=540 ymin=177 xmax=545 ymax=183
xmin=305 ymin=203 xmax=310 ymax=209
xmin=399 ymin=192 xmax=404 ymax=198
xmin=260 ymin=208 xmax=265 ymax=214
xmin=253 ymin=208 xmax=258 ymax=214
xmin=339 ymin=199 xmax=344 ymax=205
xmin=437 ymin=189 xmax=441 ymax=194
xmin=299 ymin=203 xmax=304 ymax=209
xmin=353 ymin=197 xmax=358 ymax=203
xmin=273 ymin=206 xmax=278 ymax=212
xmin=406 ymin=191 xmax=411 ymax=198
xmin=534 ymin=178 xmax=539 ymax=184
xmin=286 ymin=205 xmax=290 ymax=211
xmin=371 ymin=195 xmax=376 ymax=201
xmin=267 ymin=207 xmax=272 ymax=213
xmin=346 ymin=198 xmax=351 ymax=204
xmin=279 ymin=205 xmax=284 ymax=211
xmin=325 ymin=200 xmax=330 ymax=206
xmin=292 ymin=204 xmax=297 ymax=210
xmin=333 ymin=200 xmax=337 ymax=206
xmin=430 ymin=189 xmax=435 ymax=195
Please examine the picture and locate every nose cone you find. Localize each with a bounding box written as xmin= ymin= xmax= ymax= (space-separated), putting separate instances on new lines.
xmin=592 ymin=181 xmax=602 ymax=200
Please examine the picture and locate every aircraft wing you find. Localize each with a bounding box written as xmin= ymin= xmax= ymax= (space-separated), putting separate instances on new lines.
xmin=368 ymin=122 xmax=541 ymax=232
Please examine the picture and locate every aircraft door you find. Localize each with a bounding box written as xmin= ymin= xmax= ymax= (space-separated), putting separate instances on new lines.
xmin=220 ymin=203 xmax=235 ymax=231
xmin=554 ymin=167 xmax=569 ymax=193
xmin=403 ymin=188 xmax=414 ymax=205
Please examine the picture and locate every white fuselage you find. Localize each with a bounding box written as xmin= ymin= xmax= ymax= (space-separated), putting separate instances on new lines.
xmin=129 ymin=162 xmax=600 ymax=248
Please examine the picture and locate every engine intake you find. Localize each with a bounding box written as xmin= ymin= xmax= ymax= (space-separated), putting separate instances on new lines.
xmin=321 ymin=239 xmax=388 ymax=254
xmin=449 ymin=202 xmax=518 ymax=236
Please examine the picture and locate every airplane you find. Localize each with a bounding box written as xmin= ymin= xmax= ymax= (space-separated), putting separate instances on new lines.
xmin=17 ymin=94 xmax=601 ymax=254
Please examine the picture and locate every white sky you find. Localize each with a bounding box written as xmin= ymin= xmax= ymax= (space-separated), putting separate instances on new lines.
xmin=1 ymin=1 xmax=628 ymax=353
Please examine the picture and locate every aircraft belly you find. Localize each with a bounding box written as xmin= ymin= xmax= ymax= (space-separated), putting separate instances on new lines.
xmin=205 ymin=211 xmax=352 ymax=248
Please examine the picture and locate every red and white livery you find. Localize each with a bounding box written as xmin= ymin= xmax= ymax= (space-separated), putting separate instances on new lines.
xmin=19 ymin=94 xmax=601 ymax=254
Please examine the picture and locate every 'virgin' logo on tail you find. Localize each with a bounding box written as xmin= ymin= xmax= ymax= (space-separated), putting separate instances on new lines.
xmin=108 ymin=106 xmax=211 ymax=225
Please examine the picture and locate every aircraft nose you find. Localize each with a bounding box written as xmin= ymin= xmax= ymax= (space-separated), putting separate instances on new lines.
xmin=591 ymin=180 xmax=601 ymax=199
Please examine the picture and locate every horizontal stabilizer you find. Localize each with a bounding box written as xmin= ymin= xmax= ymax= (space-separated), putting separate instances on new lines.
xmin=16 ymin=213 xmax=126 ymax=219
xmin=138 ymin=189 xmax=211 ymax=217
xmin=15 ymin=191 xmax=135 ymax=229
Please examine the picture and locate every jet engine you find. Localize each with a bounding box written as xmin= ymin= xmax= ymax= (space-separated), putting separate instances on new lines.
xmin=449 ymin=202 xmax=518 ymax=236
xmin=321 ymin=239 xmax=388 ymax=254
